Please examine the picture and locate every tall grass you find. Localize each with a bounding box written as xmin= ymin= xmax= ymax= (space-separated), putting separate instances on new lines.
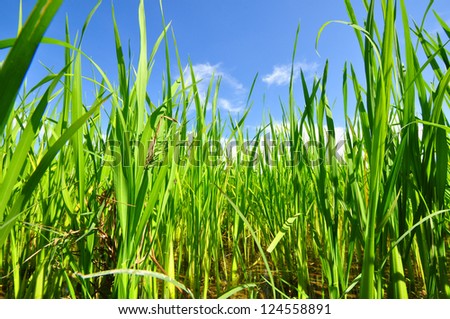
xmin=0 ymin=0 xmax=448 ymax=298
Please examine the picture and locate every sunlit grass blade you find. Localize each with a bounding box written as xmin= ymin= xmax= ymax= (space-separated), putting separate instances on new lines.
xmin=0 ymin=94 xmax=110 ymax=248
xmin=0 ymin=0 xmax=63 ymax=133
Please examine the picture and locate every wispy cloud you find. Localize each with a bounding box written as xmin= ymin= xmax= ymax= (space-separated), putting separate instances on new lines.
xmin=218 ymin=98 xmax=244 ymax=113
xmin=262 ymin=61 xmax=319 ymax=86
xmin=185 ymin=63 xmax=245 ymax=113
xmin=186 ymin=63 xmax=245 ymax=92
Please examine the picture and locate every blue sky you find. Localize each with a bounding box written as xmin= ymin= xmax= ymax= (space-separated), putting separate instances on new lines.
xmin=0 ymin=0 xmax=449 ymax=131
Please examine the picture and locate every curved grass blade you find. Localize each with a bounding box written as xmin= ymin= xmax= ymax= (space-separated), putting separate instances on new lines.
xmin=379 ymin=209 xmax=450 ymax=271
xmin=0 ymin=94 xmax=111 ymax=248
xmin=215 ymin=183 xmax=276 ymax=298
xmin=0 ymin=66 xmax=69 ymax=223
xmin=76 ymin=269 xmax=194 ymax=298
xmin=0 ymin=0 xmax=63 ymax=134
xmin=218 ymin=283 xmax=257 ymax=299
xmin=267 ymin=213 xmax=302 ymax=253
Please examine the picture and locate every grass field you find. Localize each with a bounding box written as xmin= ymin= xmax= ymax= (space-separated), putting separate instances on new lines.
xmin=0 ymin=0 xmax=449 ymax=299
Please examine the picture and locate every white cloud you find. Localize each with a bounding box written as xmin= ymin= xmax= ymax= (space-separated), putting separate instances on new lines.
xmin=188 ymin=63 xmax=218 ymax=83
xmin=184 ymin=63 xmax=214 ymax=101
xmin=184 ymin=63 xmax=246 ymax=113
xmin=218 ymin=98 xmax=243 ymax=113
xmin=262 ymin=65 xmax=292 ymax=86
xmin=186 ymin=63 xmax=244 ymax=93
xmin=262 ymin=61 xmax=319 ymax=86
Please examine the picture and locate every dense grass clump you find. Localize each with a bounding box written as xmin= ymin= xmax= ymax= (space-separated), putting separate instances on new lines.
xmin=0 ymin=0 xmax=449 ymax=298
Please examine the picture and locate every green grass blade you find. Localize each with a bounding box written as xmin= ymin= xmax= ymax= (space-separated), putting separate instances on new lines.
xmin=0 ymin=94 xmax=110 ymax=248
xmin=0 ymin=67 xmax=67 ymax=223
xmin=77 ymin=269 xmax=194 ymax=298
xmin=0 ymin=0 xmax=63 ymax=133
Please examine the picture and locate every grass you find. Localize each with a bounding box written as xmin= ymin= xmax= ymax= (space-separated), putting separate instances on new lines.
xmin=0 ymin=0 xmax=449 ymax=299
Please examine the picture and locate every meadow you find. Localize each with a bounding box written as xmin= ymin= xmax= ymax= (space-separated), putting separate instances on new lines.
xmin=0 ymin=0 xmax=449 ymax=299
